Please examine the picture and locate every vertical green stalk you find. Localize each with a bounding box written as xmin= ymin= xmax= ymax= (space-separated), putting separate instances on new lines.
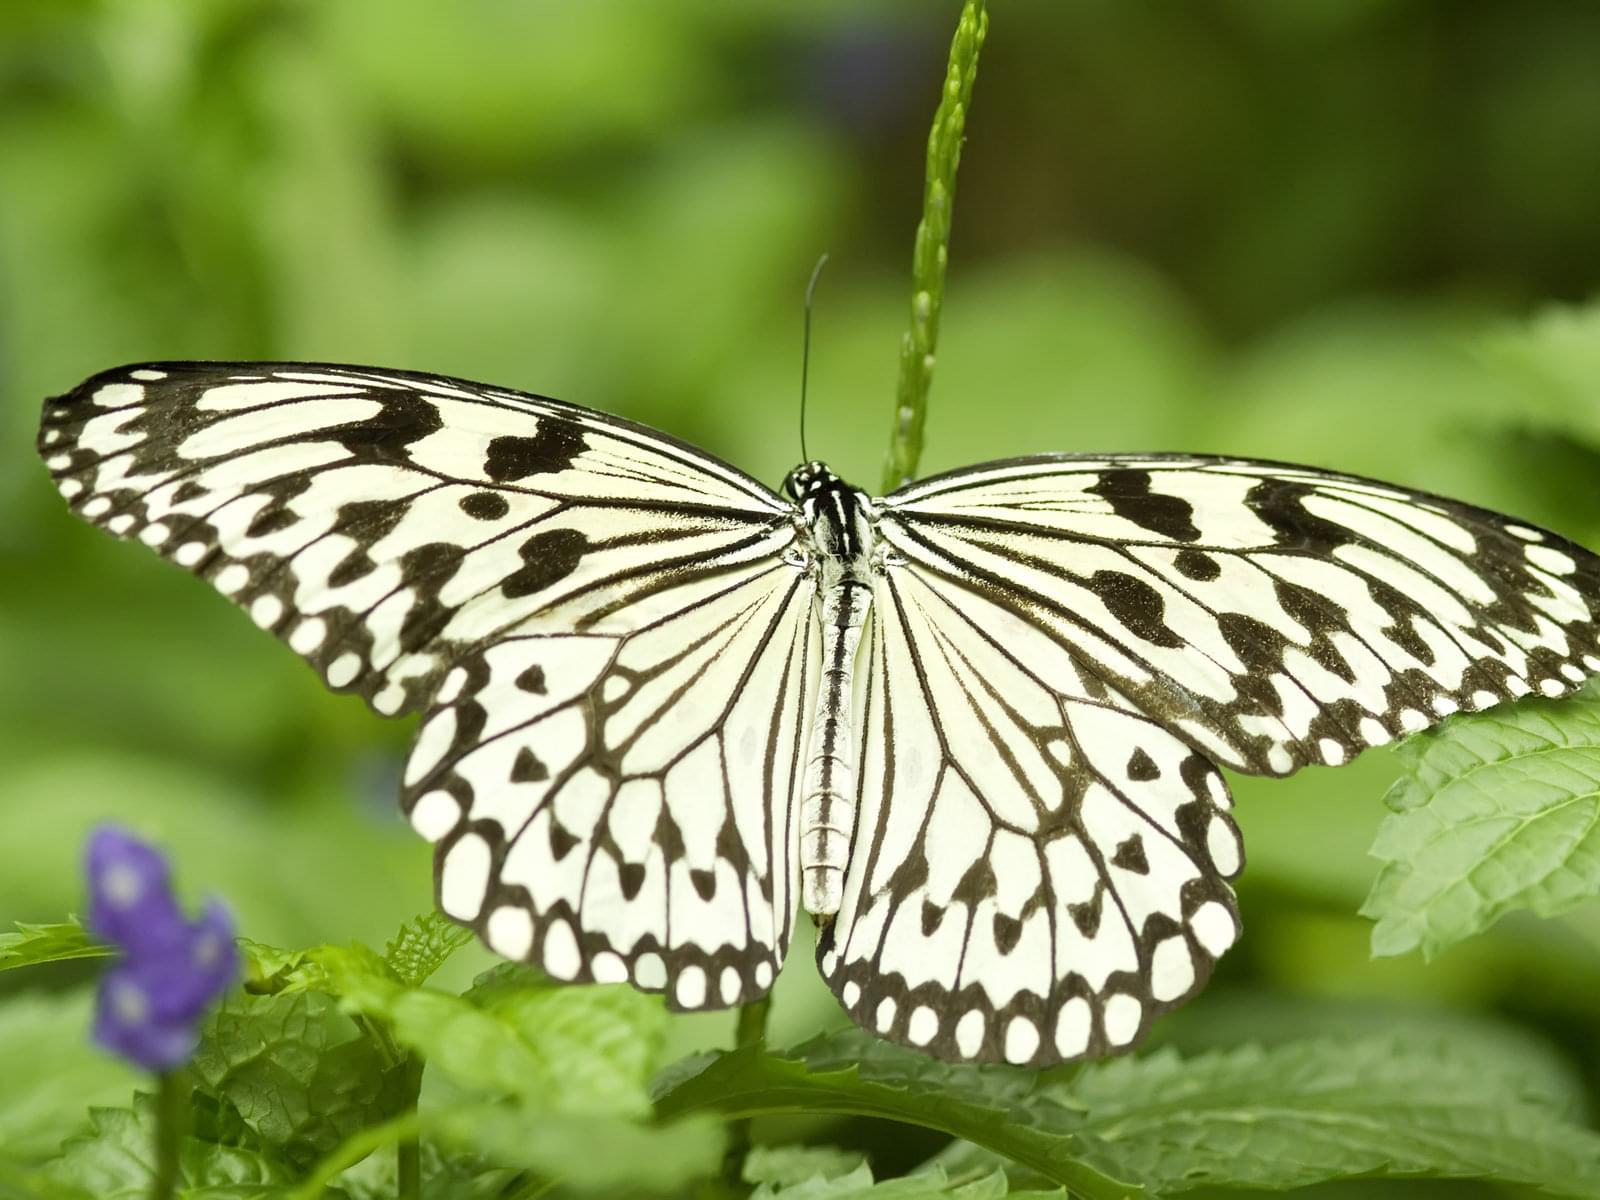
xmin=882 ymin=0 xmax=989 ymax=494
xmin=150 ymin=1071 xmax=184 ymax=1200
xmin=719 ymin=994 xmax=773 ymax=1191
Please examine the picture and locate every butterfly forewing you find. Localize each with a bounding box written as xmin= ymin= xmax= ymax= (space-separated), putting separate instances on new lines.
xmin=39 ymin=362 xmax=791 ymax=716
xmin=881 ymin=455 xmax=1600 ymax=777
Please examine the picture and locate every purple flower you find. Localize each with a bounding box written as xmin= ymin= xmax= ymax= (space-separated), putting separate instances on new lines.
xmin=86 ymin=826 xmax=238 ymax=1071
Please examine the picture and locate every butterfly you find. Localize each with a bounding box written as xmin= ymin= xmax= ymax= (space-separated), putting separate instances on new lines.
xmin=38 ymin=361 xmax=1600 ymax=1066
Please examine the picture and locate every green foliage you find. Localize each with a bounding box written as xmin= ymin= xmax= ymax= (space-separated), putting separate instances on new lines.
xmin=656 ymin=1031 xmax=1138 ymax=1198
xmin=0 ymin=991 xmax=137 ymax=1161
xmin=190 ymin=990 xmax=417 ymax=1169
xmin=9 ymin=2 xmax=1600 ymax=1198
xmin=48 ymin=1095 xmax=299 ymax=1200
xmin=1060 ymin=1037 xmax=1600 ymax=1195
xmin=1365 ymin=678 xmax=1600 ymax=958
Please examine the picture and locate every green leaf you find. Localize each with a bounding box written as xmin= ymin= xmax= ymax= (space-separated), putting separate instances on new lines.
xmin=0 ymin=920 xmax=110 ymax=973
xmin=1481 ymin=302 xmax=1600 ymax=449
xmin=1363 ymin=680 xmax=1600 ymax=958
xmin=653 ymin=1030 xmax=1138 ymax=1200
xmin=190 ymin=990 xmax=416 ymax=1170
xmin=0 ymin=990 xmax=138 ymax=1162
xmin=320 ymin=957 xmax=662 ymax=1116
xmin=47 ymin=1095 xmax=299 ymax=1199
xmin=749 ymin=1160 xmax=1056 ymax=1200
xmin=430 ymin=1107 xmax=723 ymax=1194
xmin=1057 ymin=1036 xmax=1600 ymax=1195
xmin=743 ymin=1145 xmax=865 ymax=1190
xmin=381 ymin=912 xmax=472 ymax=988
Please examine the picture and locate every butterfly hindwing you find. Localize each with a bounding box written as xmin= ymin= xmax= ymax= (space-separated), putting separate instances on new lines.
xmin=405 ymin=557 xmax=818 ymax=1007
xmin=820 ymin=562 xmax=1241 ymax=1066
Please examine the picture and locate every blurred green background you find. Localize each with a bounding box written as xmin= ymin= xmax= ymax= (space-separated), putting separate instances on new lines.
xmin=6 ymin=0 xmax=1600 ymax=1190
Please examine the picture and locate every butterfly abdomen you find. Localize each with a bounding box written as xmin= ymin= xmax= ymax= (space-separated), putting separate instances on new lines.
xmin=801 ymin=575 xmax=872 ymax=915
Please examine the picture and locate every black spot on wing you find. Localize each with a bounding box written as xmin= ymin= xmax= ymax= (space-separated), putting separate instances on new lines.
xmin=502 ymin=529 xmax=588 ymax=599
xmin=333 ymin=391 xmax=444 ymax=461
xmin=515 ymin=664 xmax=547 ymax=694
xmin=690 ymin=868 xmax=716 ymax=901
xmin=1090 ymin=469 xmax=1201 ymax=541
xmin=1068 ymin=887 xmax=1104 ymax=937
xmin=992 ymin=912 xmax=1022 ymax=955
xmin=1126 ymin=748 xmax=1160 ymax=781
xmin=619 ymin=862 xmax=647 ymax=900
xmin=1111 ymin=835 xmax=1150 ymax=875
xmin=1086 ymin=570 xmax=1184 ymax=648
xmin=460 ymin=491 xmax=510 ymax=521
xmin=511 ymin=746 xmax=548 ymax=783
xmin=1174 ymin=548 xmax=1220 ymax=581
xmin=484 ymin=421 xmax=587 ymax=482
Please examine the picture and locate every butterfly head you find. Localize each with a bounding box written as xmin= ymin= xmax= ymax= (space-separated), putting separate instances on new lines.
xmin=782 ymin=460 xmax=839 ymax=504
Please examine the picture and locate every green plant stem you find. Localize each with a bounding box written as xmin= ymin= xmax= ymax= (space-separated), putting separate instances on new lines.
xmin=882 ymin=0 xmax=988 ymax=494
xmin=291 ymin=1112 xmax=423 ymax=1200
xmin=397 ymin=1131 xmax=420 ymax=1200
xmin=719 ymin=995 xmax=773 ymax=1191
xmin=150 ymin=1071 xmax=184 ymax=1200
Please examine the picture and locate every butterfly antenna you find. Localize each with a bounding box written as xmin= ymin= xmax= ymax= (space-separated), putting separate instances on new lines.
xmin=800 ymin=252 xmax=829 ymax=464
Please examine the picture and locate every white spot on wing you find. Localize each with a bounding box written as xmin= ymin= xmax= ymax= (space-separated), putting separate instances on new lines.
xmin=487 ymin=906 xmax=533 ymax=959
xmin=440 ymin=834 xmax=490 ymax=920
xmin=1003 ymin=1015 xmax=1040 ymax=1064
xmin=542 ymin=919 xmax=581 ymax=980
xmin=633 ymin=952 xmax=666 ymax=990
xmin=1191 ymin=901 xmax=1236 ymax=957
xmin=1104 ymin=994 xmax=1142 ymax=1046
xmin=907 ymin=1006 xmax=938 ymax=1046
xmin=1054 ymin=997 xmax=1091 ymax=1057
xmin=409 ymin=791 xmax=459 ymax=841
xmin=1150 ymin=937 xmax=1195 ymax=1001
xmin=675 ymin=965 xmax=707 ymax=1008
xmin=954 ymin=1009 xmax=985 ymax=1058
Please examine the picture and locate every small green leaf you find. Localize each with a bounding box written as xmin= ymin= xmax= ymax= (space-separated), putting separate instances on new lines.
xmin=0 ymin=920 xmax=109 ymax=973
xmin=47 ymin=1095 xmax=299 ymax=1199
xmin=653 ymin=1030 xmax=1138 ymax=1200
xmin=190 ymin=990 xmax=416 ymax=1170
xmin=321 ymin=957 xmax=661 ymax=1116
xmin=382 ymin=912 xmax=472 ymax=987
xmin=1057 ymin=1036 xmax=1600 ymax=1195
xmin=743 ymin=1145 xmax=865 ymax=1189
xmin=1364 ymin=680 xmax=1600 ymax=958
xmin=751 ymin=1162 xmax=1044 ymax=1199
xmin=430 ymin=1106 xmax=722 ymax=1194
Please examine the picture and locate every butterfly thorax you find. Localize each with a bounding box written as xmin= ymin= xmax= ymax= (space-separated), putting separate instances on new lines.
xmin=784 ymin=461 xmax=876 ymax=917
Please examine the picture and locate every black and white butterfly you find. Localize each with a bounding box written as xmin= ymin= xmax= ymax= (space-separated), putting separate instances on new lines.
xmin=39 ymin=361 xmax=1600 ymax=1066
